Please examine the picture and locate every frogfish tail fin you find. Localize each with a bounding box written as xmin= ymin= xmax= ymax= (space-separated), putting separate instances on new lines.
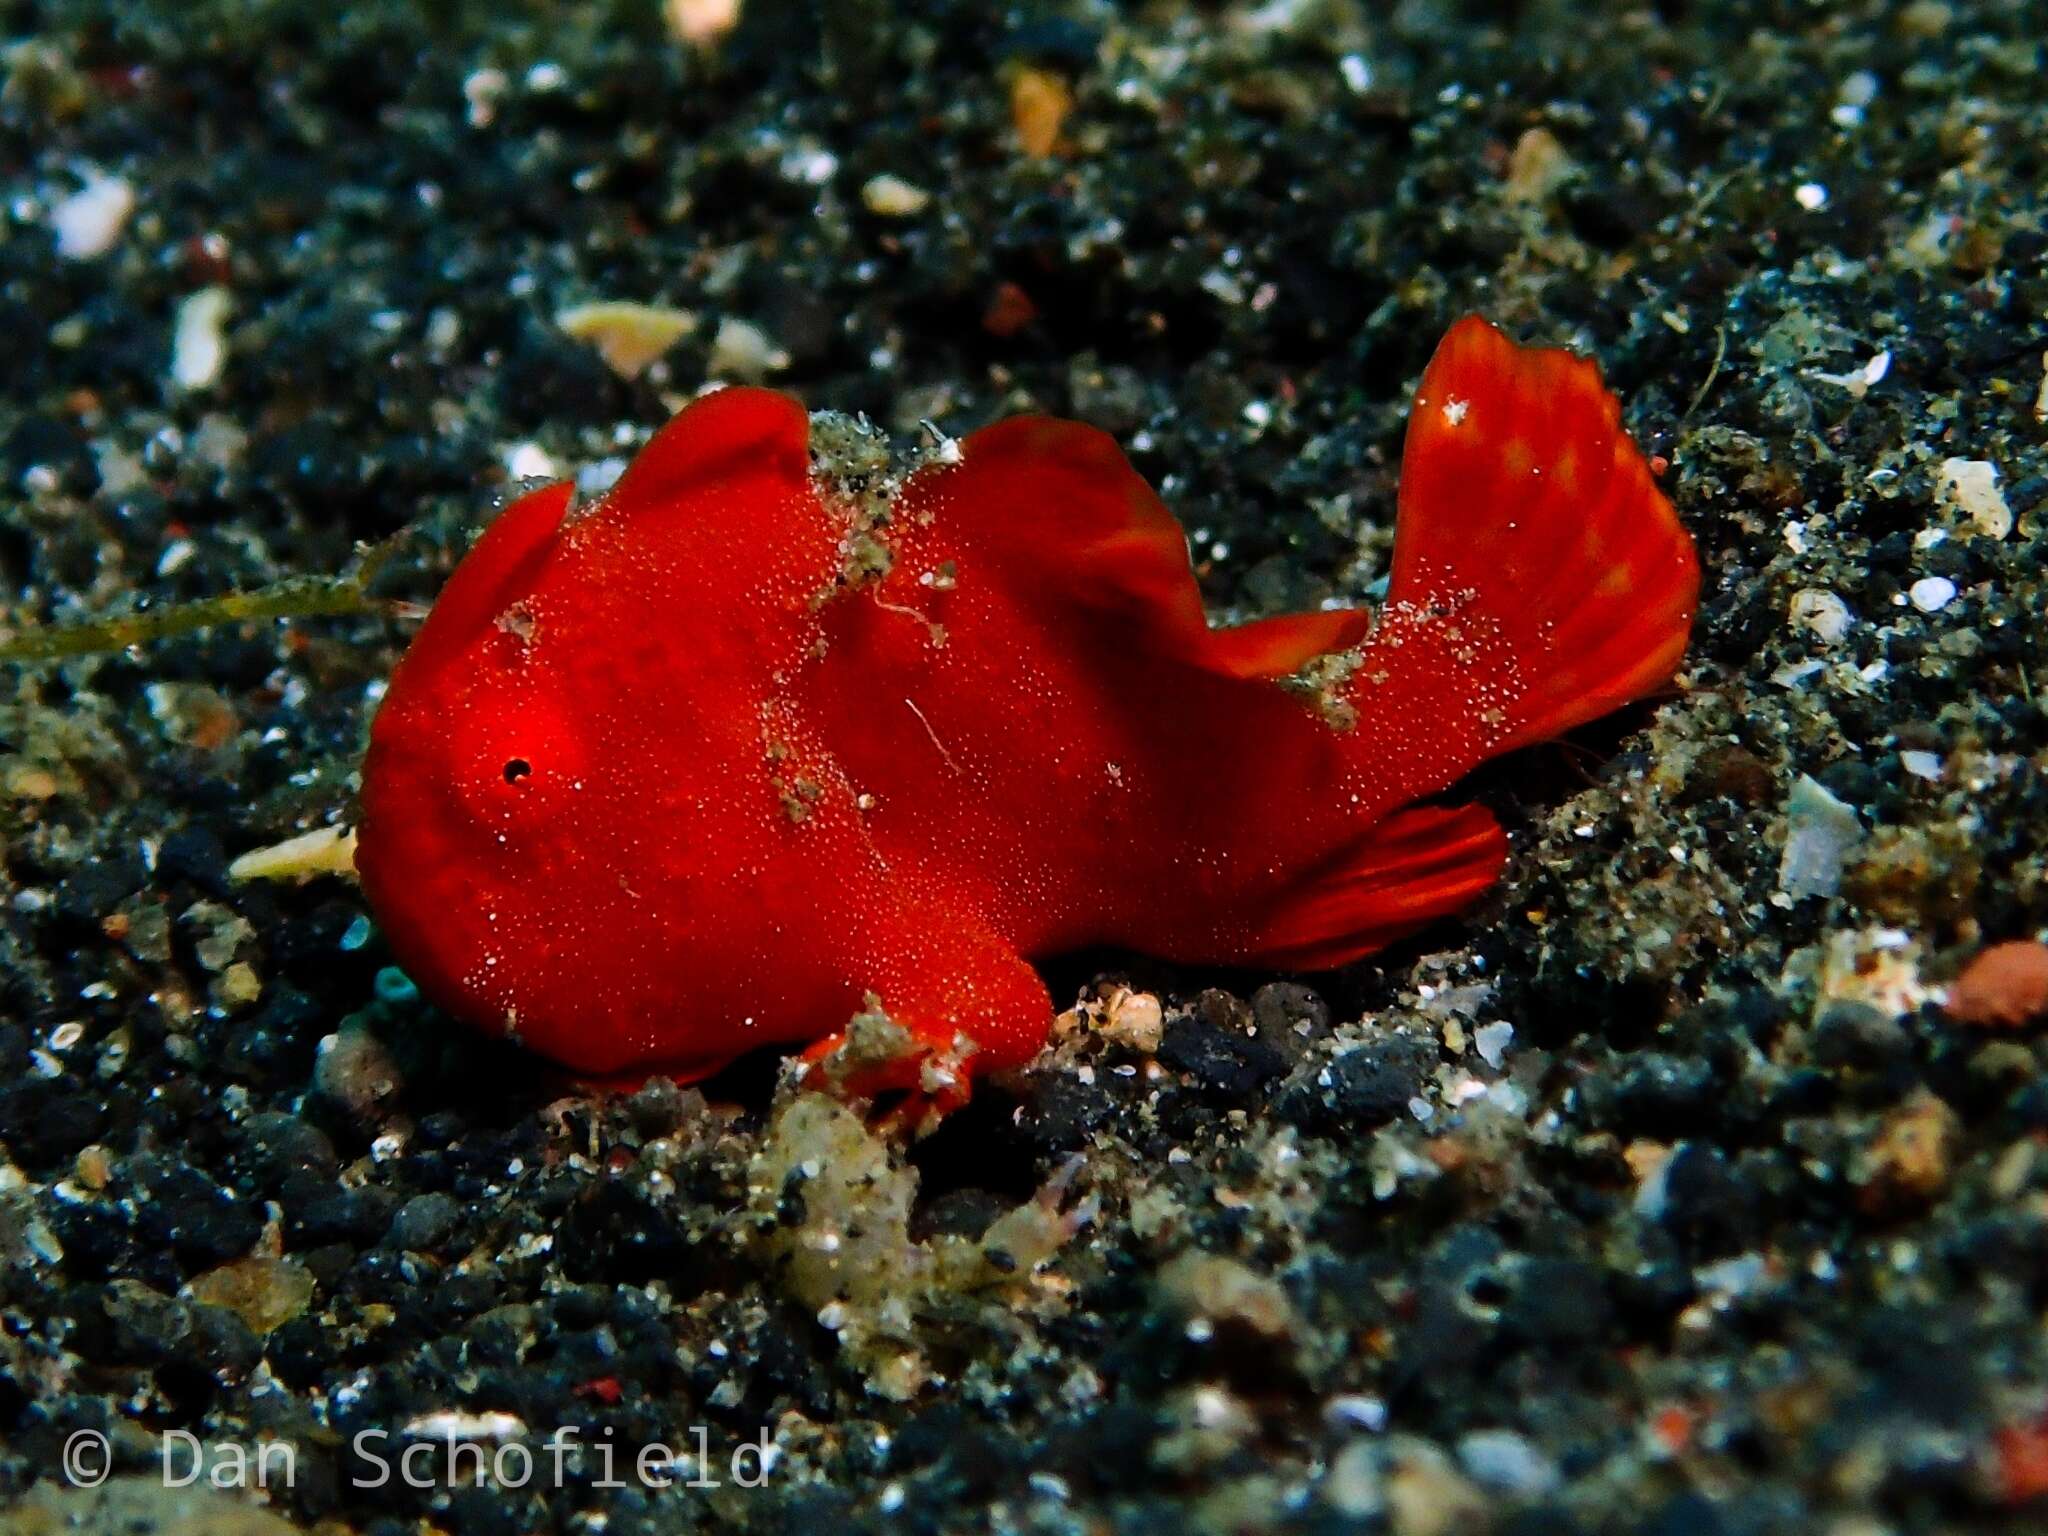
xmin=1322 ymin=316 xmax=1699 ymax=810
xmin=1380 ymin=315 xmax=1700 ymax=756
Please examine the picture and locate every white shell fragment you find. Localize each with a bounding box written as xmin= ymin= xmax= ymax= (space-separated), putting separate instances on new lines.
xmin=1898 ymin=750 xmax=1944 ymax=782
xmin=1778 ymin=774 xmax=1863 ymax=901
xmin=505 ymin=441 xmax=556 ymax=481
xmin=1789 ymin=588 xmax=1853 ymax=644
xmin=1936 ymin=457 xmax=2011 ymax=539
xmin=1810 ymin=350 xmax=1889 ymax=397
xmin=556 ymin=300 xmax=698 ymax=380
xmin=861 ymin=174 xmax=932 ymax=218
xmin=1908 ymin=576 xmax=1956 ymax=613
xmin=51 ymin=172 xmax=135 ymax=260
xmin=1473 ymin=1021 xmax=1514 ymax=1071
xmin=666 ymin=0 xmax=742 ymax=47
xmin=708 ymin=316 xmax=791 ymax=382
xmin=170 ymin=286 xmax=232 ymax=391
xmin=227 ymin=825 xmax=359 ymax=884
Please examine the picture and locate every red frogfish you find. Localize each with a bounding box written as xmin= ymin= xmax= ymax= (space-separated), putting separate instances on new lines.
xmin=354 ymin=316 xmax=1698 ymax=1120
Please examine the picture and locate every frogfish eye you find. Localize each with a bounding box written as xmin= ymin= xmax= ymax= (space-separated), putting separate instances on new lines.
xmin=503 ymin=757 xmax=532 ymax=785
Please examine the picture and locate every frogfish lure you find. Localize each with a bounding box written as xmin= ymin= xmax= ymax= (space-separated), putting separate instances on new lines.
xmin=355 ymin=317 xmax=1698 ymax=1121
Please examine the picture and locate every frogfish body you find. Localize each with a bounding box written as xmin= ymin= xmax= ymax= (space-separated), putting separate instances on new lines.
xmin=355 ymin=317 xmax=1698 ymax=1118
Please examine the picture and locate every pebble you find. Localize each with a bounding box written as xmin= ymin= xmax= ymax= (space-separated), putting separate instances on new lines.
xmin=1909 ymin=575 xmax=1957 ymax=612
xmin=312 ymin=1021 xmax=402 ymax=1120
xmin=1789 ymin=587 xmax=1853 ymax=644
xmin=1155 ymin=1252 xmax=1298 ymax=1340
xmin=861 ymin=174 xmax=932 ymax=218
xmin=131 ymin=1158 xmax=264 ymax=1268
xmin=1778 ymin=774 xmax=1864 ymax=900
xmin=170 ymin=286 xmax=232 ymax=391
xmin=1326 ymin=1440 xmax=1384 ymax=1518
xmin=1653 ymin=1143 xmax=1753 ymax=1254
xmin=99 ymin=1278 xmax=193 ymax=1364
xmin=1156 ymin=991 xmax=1291 ymax=1097
xmin=1473 ymin=1021 xmax=1513 ymax=1070
xmin=387 ymin=1191 xmax=463 ymax=1253
xmin=1457 ymin=1428 xmax=1561 ymax=1496
xmin=1591 ymin=1052 xmax=1718 ymax=1135
xmin=1014 ymin=1070 xmax=1116 ymax=1151
xmin=1502 ymin=1256 xmax=1613 ymax=1346
xmin=1010 ymin=67 xmax=1073 ymax=158
xmin=1945 ymin=941 xmax=2048 ymax=1029
xmin=1099 ymin=987 xmax=1164 ymax=1053
xmin=1810 ymin=1001 xmax=1912 ymax=1070
xmin=665 ymin=0 xmax=741 ymax=46
xmin=50 ymin=172 xmax=135 ymax=259
xmin=1250 ymin=982 xmax=1331 ymax=1059
xmin=707 ymin=316 xmax=790 ymax=382
xmin=281 ymin=1173 xmax=398 ymax=1247
xmin=1323 ymin=1395 xmax=1389 ymax=1433
xmin=1 ymin=1475 xmax=303 ymax=1535
xmin=186 ymin=1256 xmax=316 ymax=1334
xmin=1898 ymin=749 xmax=1945 ymax=781
xmin=1857 ymin=1090 xmax=1959 ymax=1212
xmin=1385 ymin=1440 xmax=1490 ymax=1536
xmin=1276 ymin=1035 xmax=1436 ymax=1132
xmin=1502 ymin=127 xmax=1573 ymax=203
xmin=1937 ymin=457 xmax=2012 ymax=538
xmin=235 ymin=1110 xmax=338 ymax=1190
xmin=178 ymin=901 xmax=251 ymax=974
xmin=504 ymin=440 xmax=555 ymax=481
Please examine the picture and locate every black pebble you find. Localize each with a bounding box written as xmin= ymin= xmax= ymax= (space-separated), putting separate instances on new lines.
xmin=1013 ymin=1071 xmax=1116 ymax=1152
xmin=1810 ymin=1001 xmax=1913 ymax=1071
xmin=0 ymin=1079 xmax=107 ymax=1169
xmin=1585 ymin=1051 xmax=1719 ymax=1137
xmin=1656 ymin=1144 xmax=1753 ymax=1257
xmin=281 ymin=1171 xmax=399 ymax=1247
xmin=131 ymin=1158 xmax=264 ymax=1269
xmin=186 ymin=1300 xmax=263 ymax=1381
xmin=1156 ymin=990 xmax=1292 ymax=1098
xmin=1274 ymin=1035 xmax=1437 ymax=1133
xmin=52 ymin=854 xmax=148 ymax=937
xmin=155 ymin=827 xmax=234 ymax=899
xmin=1250 ymin=982 xmax=1332 ymax=1062
xmin=910 ymin=1187 xmax=1008 ymax=1243
xmin=1501 ymin=1257 xmax=1614 ymax=1347
xmin=236 ymin=1109 xmax=340 ymax=1194
xmin=387 ymin=1191 xmax=462 ymax=1254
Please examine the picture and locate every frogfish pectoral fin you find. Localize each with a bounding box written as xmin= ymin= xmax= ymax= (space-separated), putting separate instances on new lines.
xmin=1235 ymin=801 xmax=1508 ymax=971
xmin=798 ymin=899 xmax=1055 ymax=1135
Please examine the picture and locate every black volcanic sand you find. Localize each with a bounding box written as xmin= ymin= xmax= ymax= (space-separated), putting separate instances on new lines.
xmin=2 ymin=2 xmax=2046 ymax=1533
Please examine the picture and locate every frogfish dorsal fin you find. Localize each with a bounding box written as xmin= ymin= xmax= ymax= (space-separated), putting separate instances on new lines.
xmin=909 ymin=415 xmax=1368 ymax=680
xmin=609 ymin=385 xmax=812 ymax=511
